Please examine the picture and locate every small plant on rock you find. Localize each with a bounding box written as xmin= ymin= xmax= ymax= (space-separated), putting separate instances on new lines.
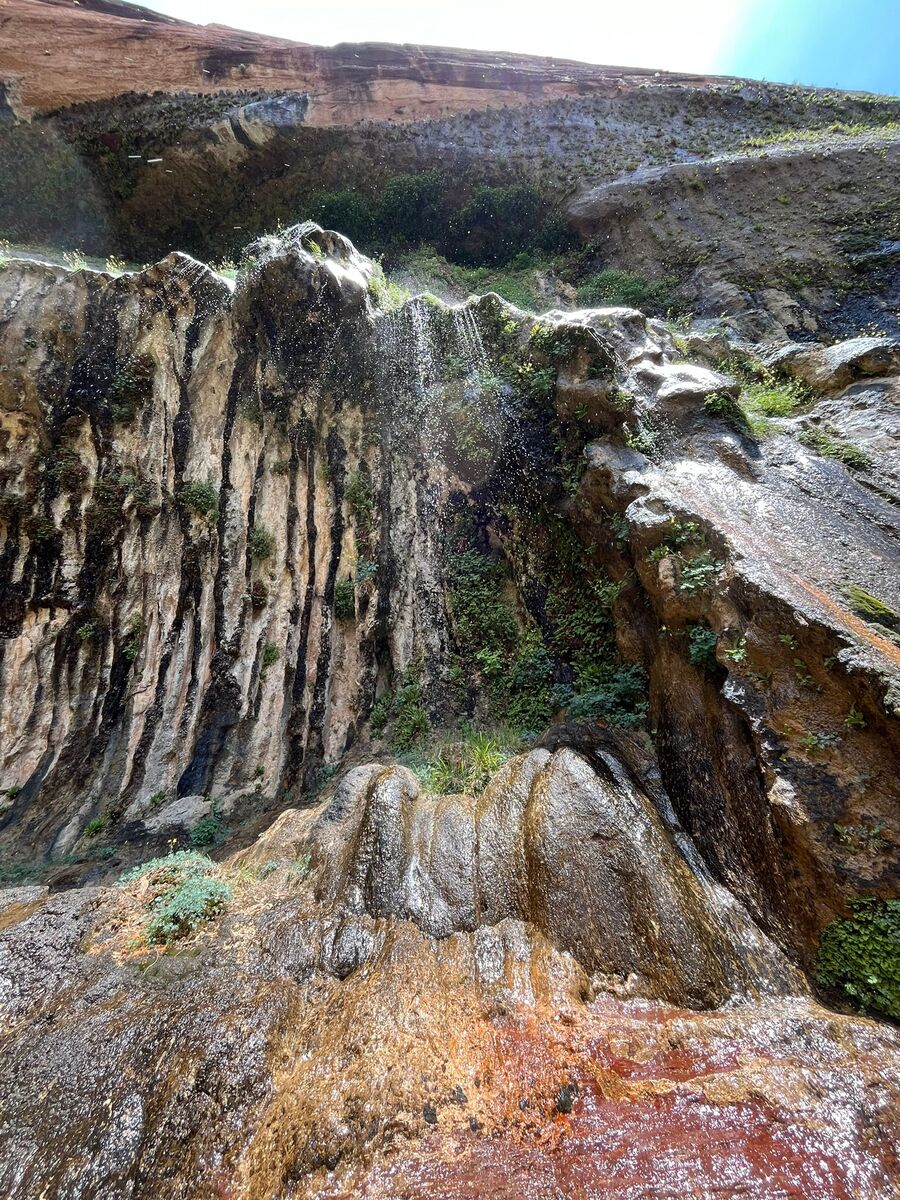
xmin=334 ymin=579 xmax=356 ymax=621
xmin=260 ymin=641 xmax=280 ymax=679
xmin=688 ymin=623 xmax=719 ymax=670
xmin=179 ymin=480 xmax=219 ymax=520
xmin=816 ymin=897 xmax=900 ymax=1020
xmin=189 ymin=804 xmax=229 ymax=849
xmin=678 ymin=551 xmax=723 ymax=595
xmin=249 ymin=525 xmax=275 ymax=560
xmin=118 ymin=851 xmax=231 ymax=945
xmin=83 ymin=815 xmax=107 ymax=839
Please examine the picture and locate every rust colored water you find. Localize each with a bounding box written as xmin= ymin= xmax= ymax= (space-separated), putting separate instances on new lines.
xmin=313 ymin=995 xmax=899 ymax=1200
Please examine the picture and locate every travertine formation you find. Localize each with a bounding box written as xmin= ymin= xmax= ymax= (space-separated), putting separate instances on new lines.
xmin=0 ymin=226 xmax=898 ymax=1196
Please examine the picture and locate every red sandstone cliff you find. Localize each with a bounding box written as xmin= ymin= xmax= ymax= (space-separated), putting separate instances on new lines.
xmin=0 ymin=0 xmax=729 ymax=121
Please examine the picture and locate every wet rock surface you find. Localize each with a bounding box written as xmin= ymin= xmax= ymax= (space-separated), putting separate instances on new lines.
xmin=0 ymin=226 xmax=898 ymax=1196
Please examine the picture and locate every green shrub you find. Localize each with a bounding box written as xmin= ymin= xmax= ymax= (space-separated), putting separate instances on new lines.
xmin=565 ymin=663 xmax=648 ymax=727
xmin=189 ymin=811 xmax=229 ymax=848
xmin=576 ymin=270 xmax=675 ymax=314
xmin=306 ymin=188 xmax=375 ymax=244
xmin=249 ymin=525 xmax=275 ymax=559
xmin=816 ymin=897 xmax=900 ymax=1020
xmin=688 ymin=623 xmax=719 ymax=669
xmin=119 ymin=850 xmax=231 ymax=945
xmin=370 ymin=691 xmax=392 ymax=736
xmin=391 ymin=673 xmax=429 ymax=750
xmin=446 ymin=184 xmax=542 ymax=265
xmin=376 ymin=171 xmax=445 ymax=245
xmin=334 ymin=579 xmax=356 ymax=621
xmin=179 ymin=480 xmax=219 ymax=519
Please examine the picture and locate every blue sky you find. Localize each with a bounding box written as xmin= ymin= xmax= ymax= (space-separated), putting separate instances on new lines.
xmin=724 ymin=0 xmax=900 ymax=94
xmin=151 ymin=0 xmax=900 ymax=96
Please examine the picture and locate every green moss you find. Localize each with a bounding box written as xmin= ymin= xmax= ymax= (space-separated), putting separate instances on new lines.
xmin=816 ymin=897 xmax=900 ymax=1020
xmin=800 ymin=428 xmax=871 ymax=470
xmin=846 ymin=584 xmax=899 ymax=630
xmin=108 ymin=354 xmax=154 ymax=422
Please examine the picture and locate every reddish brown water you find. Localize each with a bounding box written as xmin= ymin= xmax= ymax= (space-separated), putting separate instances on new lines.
xmin=314 ymin=996 xmax=899 ymax=1200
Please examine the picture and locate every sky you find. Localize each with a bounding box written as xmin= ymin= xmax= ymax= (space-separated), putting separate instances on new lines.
xmin=146 ymin=0 xmax=900 ymax=95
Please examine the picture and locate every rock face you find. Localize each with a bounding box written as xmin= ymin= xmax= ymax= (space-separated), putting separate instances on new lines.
xmin=0 ymin=0 xmax=725 ymax=119
xmin=0 ymin=226 xmax=899 ymax=1195
xmin=4 ymin=0 xmax=900 ymax=347
xmin=0 ymin=757 xmax=896 ymax=1198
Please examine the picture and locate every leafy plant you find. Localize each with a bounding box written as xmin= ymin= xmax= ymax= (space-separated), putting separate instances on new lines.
xmin=845 ymin=705 xmax=867 ymax=730
xmin=356 ymin=559 xmax=378 ymax=584
xmin=833 ymin=822 xmax=888 ymax=854
xmin=688 ymin=623 xmax=719 ymax=669
xmin=118 ymin=850 xmax=231 ymax=945
xmin=189 ymin=806 xmax=229 ymax=849
xmin=722 ymin=636 xmax=748 ymax=663
xmin=678 ymin=551 xmax=723 ymax=595
xmin=179 ymin=480 xmax=219 ymax=519
xmin=798 ymin=730 xmax=840 ymax=752
xmin=83 ymin=815 xmax=107 ymax=839
xmin=249 ymin=525 xmax=275 ymax=560
xmin=334 ymin=579 xmax=356 ymax=621
xmin=816 ymin=897 xmax=900 ymax=1020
